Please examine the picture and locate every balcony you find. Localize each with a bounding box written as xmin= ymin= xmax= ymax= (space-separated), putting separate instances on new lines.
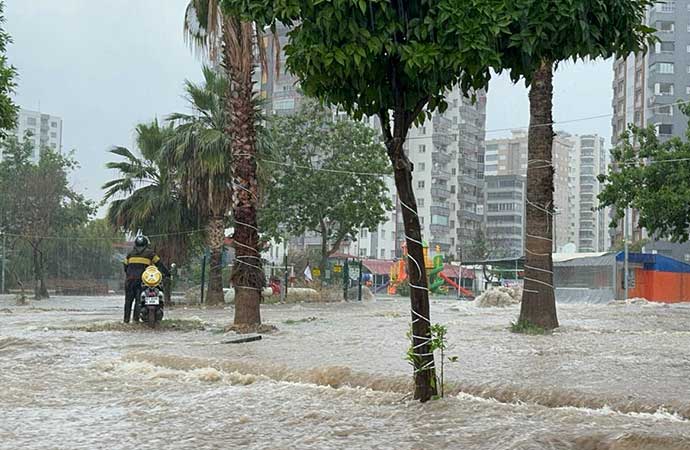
xmin=432 ymin=169 xmax=451 ymax=182
xmin=430 ymin=224 xmax=450 ymax=236
xmin=430 ymin=201 xmax=450 ymax=216
xmin=432 ymin=133 xmax=452 ymax=147
xmin=431 ymin=186 xmax=451 ymax=199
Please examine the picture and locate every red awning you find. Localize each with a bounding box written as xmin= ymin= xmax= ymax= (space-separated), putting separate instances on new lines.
xmin=362 ymin=259 xmax=396 ymax=276
xmin=441 ymin=264 xmax=475 ymax=279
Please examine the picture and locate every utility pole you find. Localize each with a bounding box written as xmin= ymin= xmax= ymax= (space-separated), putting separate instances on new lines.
xmin=1 ymin=232 xmax=5 ymax=295
xmin=200 ymin=253 xmax=207 ymax=305
xmin=283 ymin=238 xmax=289 ymax=302
xmin=624 ymin=207 xmax=629 ymax=300
xmin=358 ymin=259 xmax=363 ymax=302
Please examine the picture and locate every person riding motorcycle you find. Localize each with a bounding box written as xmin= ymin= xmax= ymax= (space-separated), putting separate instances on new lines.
xmin=123 ymin=235 xmax=169 ymax=323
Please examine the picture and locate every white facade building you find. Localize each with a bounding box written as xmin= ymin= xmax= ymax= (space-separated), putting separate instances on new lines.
xmin=6 ymin=109 xmax=63 ymax=162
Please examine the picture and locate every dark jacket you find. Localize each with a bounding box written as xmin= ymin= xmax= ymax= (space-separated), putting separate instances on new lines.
xmin=123 ymin=246 xmax=169 ymax=280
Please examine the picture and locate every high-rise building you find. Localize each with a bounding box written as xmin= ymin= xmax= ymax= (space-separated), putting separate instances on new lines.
xmin=485 ymin=131 xmax=609 ymax=255
xmin=567 ymin=135 xmax=610 ymax=252
xmin=484 ymin=174 xmax=525 ymax=258
xmin=3 ymin=109 xmax=63 ymax=162
xmin=611 ymin=1 xmax=690 ymax=261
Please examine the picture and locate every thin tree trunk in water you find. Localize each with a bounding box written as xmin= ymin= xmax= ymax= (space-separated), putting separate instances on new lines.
xmin=319 ymin=221 xmax=328 ymax=289
xmin=32 ymin=244 xmax=49 ymax=300
xmin=206 ymin=216 xmax=226 ymax=307
xmin=385 ymin=119 xmax=437 ymax=403
xmin=223 ymin=19 xmax=263 ymax=328
xmin=519 ymin=61 xmax=559 ymax=330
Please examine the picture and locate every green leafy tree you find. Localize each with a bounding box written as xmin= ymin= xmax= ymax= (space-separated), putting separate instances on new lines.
xmin=184 ymin=0 xmax=280 ymax=329
xmin=492 ymin=0 xmax=654 ymax=330
xmin=221 ymin=0 xmax=507 ymax=401
xmin=599 ymin=104 xmax=690 ymax=244
xmin=0 ymin=136 xmax=94 ymax=298
xmin=223 ymin=0 xmax=656 ymax=399
xmin=166 ymin=66 xmax=233 ymax=306
xmin=261 ymin=102 xmax=392 ymax=280
xmin=0 ymin=1 xmax=17 ymax=138
xmin=103 ymin=121 xmax=200 ymax=275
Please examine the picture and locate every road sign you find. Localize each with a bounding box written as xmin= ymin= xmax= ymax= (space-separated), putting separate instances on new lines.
xmin=312 ymin=268 xmax=321 ymax=277
xmin=333 ymin=265 xmax=342 ymax=273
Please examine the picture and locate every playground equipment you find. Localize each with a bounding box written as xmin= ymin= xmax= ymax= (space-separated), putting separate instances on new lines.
xmin=387 ymin=243 xmax=474 ymax=297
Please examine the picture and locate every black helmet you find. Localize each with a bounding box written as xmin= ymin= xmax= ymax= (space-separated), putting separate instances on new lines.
xmin=134 ymin=235 xmax=149 ymax=248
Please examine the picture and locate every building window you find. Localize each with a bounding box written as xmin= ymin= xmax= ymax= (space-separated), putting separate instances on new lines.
xmin=419 ymin=162 xmax=425 ymax=171
xmin=381 ymin=249 xmax=385 ymax=259
xmin=418 ymin=198 xmax=425 ymax=207
xmin=419 ymin=144 xmax=426 ymax=153
xmin=451 ymin=168 xmax=456 ymax=175
xmin=51 ymin=121 xmax=57 ymax=128
xmin=418 ymin=180 xmax=425 ymax=189
xmin=655 ymin=82 xmax=674 ymax=95
xmin=421 ymin=127 xmax=426 ymax=135
xmin=657 ymin=21 xmax=675 ymax=32
xmin=657 ymin=1 xmax=675 ymax=13
xmin=27 ymin=117 xmax=37 ymax=126
xmin=686 ymin=86 xmax=690 ymax=95
xmin=655 ymin=62 xmax=675 ymax=74
xmin=657 ymin=123 xmax=673 ymax=135
xmin=657 ymin=105 xmax=673 ymax=116
xmin=656 ymin=41 xmax=675 ymax=53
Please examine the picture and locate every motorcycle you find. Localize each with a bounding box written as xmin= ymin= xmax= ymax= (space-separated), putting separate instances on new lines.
xmin=138 ymin=265 xmax=165 ymax=328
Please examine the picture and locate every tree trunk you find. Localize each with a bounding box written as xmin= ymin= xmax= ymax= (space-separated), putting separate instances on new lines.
xmin=224 ymin=19 xmax=264 ymax=328
xmin=386 ymin=129 xmax=437 ymax=403
xmin=518 ymin=61 xmax=559 ymax=330
xmin=31 ymin=244 xmax=49 ymax=300
xmin=206 ymin=216 xmax=226 ymax=307
xmin=319 ymin=221 xmax=329 ymax=288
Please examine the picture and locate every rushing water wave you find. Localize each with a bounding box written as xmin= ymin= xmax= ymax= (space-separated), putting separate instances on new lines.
xmin=1 ymin=295 xmax=690 ymax=450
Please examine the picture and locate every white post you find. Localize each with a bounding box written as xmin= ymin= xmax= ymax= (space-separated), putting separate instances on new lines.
xmin=624 ymin=207 xmax=629 ymax=300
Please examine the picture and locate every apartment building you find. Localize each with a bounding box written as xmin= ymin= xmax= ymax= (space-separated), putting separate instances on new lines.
xmin=611 ymin=0 xmax=690 ymax=261
xmin=2 ymin=108 xmax=63 ymax=162
xmin=485 ymin=131 xmax=609 ymax=255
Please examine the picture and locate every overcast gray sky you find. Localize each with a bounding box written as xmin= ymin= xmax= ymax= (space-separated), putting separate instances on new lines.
xmin=6 ymin=0 xmax=614 ymax=211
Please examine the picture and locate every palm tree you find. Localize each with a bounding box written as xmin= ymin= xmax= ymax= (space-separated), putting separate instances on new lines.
xmin=183 ymin=0 xmax=278 ymax=328
xmin=103 ymin=120 xmax=200 ymax=302
xmin=165 ymin=66 xmax=233 ymax=307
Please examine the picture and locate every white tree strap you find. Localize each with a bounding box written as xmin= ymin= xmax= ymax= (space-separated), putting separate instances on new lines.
xmin=526 ymin=234 xmax=552 ymax=242
xmin=233 ymin=239 xmax=260 ymax=254
xmin=235 ymin=259 xmax=262 ymax=271
xmin=526 ymin=199 xmax=554 ymax=216
xmin=234 ymin=220 xmax=259 ymax=232
xmin=233 ymin=182 xmax=257 ymax=198
xmin=524 ymin=276 xmax=554 ymax=289
xmin=524 ymin=264 xmax=553 ymax=275
xmin=235 ymin=285 xmax=263 ymax=291
xmin=524 ymin=288 xmax=539 ymax=294
xmin=237 ymin=255 xmax=262 ymax=260
xmin=411 ymin=309 xmax=431 ymax=324
xmin=526 ymin=248 xmax=551 ymax=257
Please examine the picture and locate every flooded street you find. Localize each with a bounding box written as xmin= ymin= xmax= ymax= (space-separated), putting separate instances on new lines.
xmin=2 ymin=295 xmax=690 ymax=450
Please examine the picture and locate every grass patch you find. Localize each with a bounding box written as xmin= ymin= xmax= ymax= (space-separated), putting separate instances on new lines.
xmin=510 ymin=319 xmax=548 ymax=335
xmin=282 ymin=316 xmax=319 ymax=325
xmin=67 ymin=318 xmax=207 ymax=333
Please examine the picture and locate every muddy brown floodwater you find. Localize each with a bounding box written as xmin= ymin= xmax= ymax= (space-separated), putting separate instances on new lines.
xmin=1 ymin=295 xmax=690 ymax=450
